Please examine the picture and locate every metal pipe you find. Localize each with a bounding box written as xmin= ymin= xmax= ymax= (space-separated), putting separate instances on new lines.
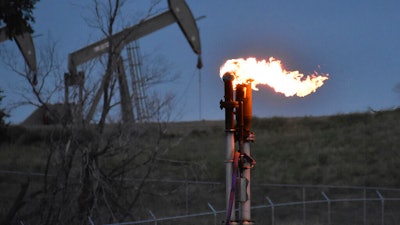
xmin=235 ymin=84 xmax=246 ymax=223
xmin=243 ymin=82 xmax=252 ymax=139
xmin=235 ymin=84 xmax=245 ymax=156
xmin=241 ymin=81 xmax=253 ymax=223
xmin=242 ymin=142 xmax=251 ymax=222
xmin=225 ymin=132 xmax=235 ymax=222
xmin=222 ymin=73 xmax=235 ymax=131
xmin=221 ymin=76 xmax=255 ymax=224
xmin=221 ymin=73 xmax=236 ymax=222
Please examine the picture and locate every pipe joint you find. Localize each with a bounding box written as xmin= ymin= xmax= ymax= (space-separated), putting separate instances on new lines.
xmin=245 ymin=131 xmax=255 ymax=142
xmin=220 ymin=99 xmax=238 ymax=110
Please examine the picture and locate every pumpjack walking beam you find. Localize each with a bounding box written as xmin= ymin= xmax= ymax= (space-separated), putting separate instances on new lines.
xmin=0 ymin=27 xmax=37 ymax=84
xmin=66 ymin=0 xmax=202 ymax=123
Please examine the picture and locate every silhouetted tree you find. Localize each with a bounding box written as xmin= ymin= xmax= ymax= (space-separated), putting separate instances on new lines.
xmin=0 ymin=89 xmax=8 ymax=127
xmin=1 ymin=35 xmax=65 ymax=124
xmin=0 ymin=0 xmax=40 ymax=38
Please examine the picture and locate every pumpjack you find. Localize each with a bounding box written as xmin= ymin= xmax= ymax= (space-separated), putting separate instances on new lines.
xmin=65 ymin=0 xmax=202 ymax=124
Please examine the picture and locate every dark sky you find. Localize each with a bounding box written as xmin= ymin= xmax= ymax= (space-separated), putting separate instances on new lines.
xmin=1 ymin=0 xmax=400 ymax=123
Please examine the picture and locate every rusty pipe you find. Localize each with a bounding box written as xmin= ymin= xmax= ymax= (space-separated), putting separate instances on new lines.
xmin=221 ymin=73 xmax=235 ymax=131
xmin=243 ymin=81 xmax=252 ymax=139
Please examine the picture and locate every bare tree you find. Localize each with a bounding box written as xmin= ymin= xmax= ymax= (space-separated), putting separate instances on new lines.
xmin=0 ymin=34 xmax=67 ymax=124
xmin=70 ymin=0 xmax=175 ymax=128
xmin=1 ymin=1 xmax=190 ymax=224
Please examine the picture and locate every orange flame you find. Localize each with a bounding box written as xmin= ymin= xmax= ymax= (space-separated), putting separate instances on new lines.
xmin=220 ymin=57 xmax=329 ymax=97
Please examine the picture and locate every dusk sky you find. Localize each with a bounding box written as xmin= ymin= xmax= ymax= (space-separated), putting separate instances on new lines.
xmin=1 ymin=0 xmax=400 ymax=124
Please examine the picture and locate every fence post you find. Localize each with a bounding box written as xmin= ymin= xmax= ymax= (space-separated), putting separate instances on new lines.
xmin=149 ymin=210 xmax=157 ymax=225
xmin=208 ymin=202 xmax=217 ymax=225
xmin=266 ymin=196 xmax=275 ymax=225
xmin=302 ymin=187 xmax=306 ymax=225
xmin=363 ymin=188 xmax=367 ymax=225
xmin=322 ymin=192 xmax=331 ymax=225
xmin=88 ymin=216 xmax=95 ymax=225
xmin=376 ymin=191 xmax=384 ymax=225
xmin=184 ymin=169 xmax=189 ymax=214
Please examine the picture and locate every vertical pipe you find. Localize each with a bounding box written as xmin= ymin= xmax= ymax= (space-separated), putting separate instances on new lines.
xmin=222 ymin=76 xmax=255 ymax=224
xmin=242 ymin=82 xmax=253 ymax=222
xmin=223 ymin=73 xmax=235 ymax=132
xmin=235 ymin=84 xmax=245 ymax=222
xmin=235 ymin=84 xmax=245 ymax=155
xmin=226 ymin=132 xmax=235 ymax=222
xmin=222 ymin=73 xmax=236 ymax=222
xmin=242 ymin=142 xmax=251 ymax=222
xmin=243 ymin=82 xmax=252 ymax=135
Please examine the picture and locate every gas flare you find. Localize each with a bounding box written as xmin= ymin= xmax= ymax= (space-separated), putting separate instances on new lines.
xmin=220 ymin=57 xmax=329 ymax=97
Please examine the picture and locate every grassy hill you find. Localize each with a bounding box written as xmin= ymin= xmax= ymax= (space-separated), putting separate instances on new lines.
xmin=164 ymin=108 xmax=400 ymax=187
xmin=1 ymin=108 xmax=400 ymax=224
xmin=252 ymin=110 xmax=400 ymax=187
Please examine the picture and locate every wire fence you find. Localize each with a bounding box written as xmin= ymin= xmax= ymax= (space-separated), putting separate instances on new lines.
xmin=4 ymin=169 xmax=400 ymax=225
xmin=101 ymin=184 xmax=400 ymax=225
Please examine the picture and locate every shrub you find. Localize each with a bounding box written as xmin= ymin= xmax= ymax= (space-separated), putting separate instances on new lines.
xmin=0 ymin=89 xmax=9 ymax=142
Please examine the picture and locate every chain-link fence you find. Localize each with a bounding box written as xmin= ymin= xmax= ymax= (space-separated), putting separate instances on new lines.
xmin=5 ymin=169 xmax=399 ymax=225
xmin=103 ymin=184 xmax=400 ymax=225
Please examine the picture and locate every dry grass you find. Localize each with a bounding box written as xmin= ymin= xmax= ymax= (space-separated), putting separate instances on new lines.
xmin=1 ymin=108 xmax=400 ymax=224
